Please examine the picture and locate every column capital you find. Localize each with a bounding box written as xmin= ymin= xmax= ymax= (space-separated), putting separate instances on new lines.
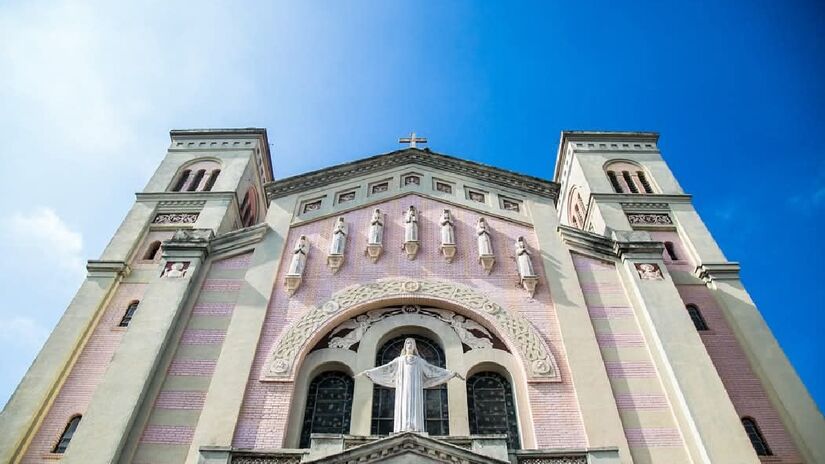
xmin=695 ymin=262 xmax=741 ymax=283
xmin=85 ymin=260 xmax=130 ymax=278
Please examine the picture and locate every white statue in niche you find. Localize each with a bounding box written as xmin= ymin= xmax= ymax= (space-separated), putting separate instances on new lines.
xmin=476 ymin=218 xmax=493 ymax=256
xmin=357 ymin=338 xmax=462 ymax=433
xmin=329 ymin=217 xmax=347 ymax=255
xmin=439 ymin=209 xmax=455 ymax=245
xmin=515 ymin=236 xmax=536 ymax=278
xmin=368 ymin=208 xmax=384 ymax=245
xmin=287 ymin=235 xmax=309 ymax=276
xmin=404 ymin=206 xmax=419 ymax=242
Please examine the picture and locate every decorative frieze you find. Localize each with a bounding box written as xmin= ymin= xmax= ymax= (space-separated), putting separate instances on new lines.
xmin=152 ymin=213 xmax=199 ymax=224
xmin=620 ymin=202 xmax=669 ymax=211
xmin=626 ymin=212 xmax=673 ymax=226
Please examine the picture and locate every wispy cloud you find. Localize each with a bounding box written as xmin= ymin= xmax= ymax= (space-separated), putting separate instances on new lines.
xmin=5 ymin=208 xmax=84 ymax=276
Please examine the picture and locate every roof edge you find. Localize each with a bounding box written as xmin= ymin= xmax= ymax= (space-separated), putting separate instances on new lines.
xmin=552 ymin=130 xmax=661 ymax=183
xmin=169 ymin=128 xmax=274 ymax=183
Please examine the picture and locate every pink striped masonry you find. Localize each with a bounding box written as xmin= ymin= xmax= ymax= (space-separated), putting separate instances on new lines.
xmin=140 ymin=425 xmax=195 ymax=444
xmin=605 ymin=361 xmax=657 ymax=378
xmin=154 ymin=390 xmax=206 ymax=410
xmin=180 ymin=328 xmax=226 ymax=345
xmin=615 ymin=393 xmax=669 ymax=410
xmin=191 ymin=302 xmax=235 ymax=316
xmin=213 ymin=252 xmax=252 ymax=269
xmin=588 ymin=305 xmax=634 ymax=319
xmin=624 ymin=428 xmax=683 ymax=447
xmin=168 ymin=359 xmax=216 ymax=376
xmin=596 ymin=332 xmax=646 ymax=348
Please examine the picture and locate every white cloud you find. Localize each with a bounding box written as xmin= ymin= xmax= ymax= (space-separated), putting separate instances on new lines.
xmin=5 ymin=208 xmax=84 ymax=275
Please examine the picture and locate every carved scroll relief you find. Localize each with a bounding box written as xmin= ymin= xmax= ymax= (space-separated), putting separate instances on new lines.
xmin=262 ymin=278 xmax=560 ymax=382
xmin=366 ymin=208 xmax=384 ymax=263
xmin=285 ymin=235 xmax=308 ymax=296
xmin=327 ymin=217 xmax=347 ymax=274
xmin=439 ymin=209 xmax=456 ymax=263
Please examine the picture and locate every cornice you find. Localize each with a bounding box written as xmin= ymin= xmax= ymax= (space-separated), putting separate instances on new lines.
xmin=558 ymin=225 xmax=616 ymax=260
xmin=265 ymin=148 xmax=559 ymax=201
xmin=558 ymin=226 xmax=665 ymax=261
xmin=695 ymin=262 xmax=741 ymax=283
xmin=86 ymin=260 xmax=130 ymax=278
xmin=590 ymin=193 xmax=693 ymax=204
xmin=161 ymin=229 xmax=214 ymax=259
xmin=136 ymin=191 xmax=237 ymax=204
xmin=210 ymin=223 xmax=269 ymax=257
xmin=553 ymin=130 xmax=660 ymax=182
xmin=169 ymin=128 xmax=274 ymax=183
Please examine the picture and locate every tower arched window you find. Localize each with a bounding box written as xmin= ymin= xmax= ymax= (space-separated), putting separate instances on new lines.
xmin=239 ymin=187 xmax=258 ymax=227
xmin=686 ymin=304 xmax=709 ymax=331
xmin=664 ymin=241 xmax=679 ymax=261
xmin=187 ymin=169 xmax=206 ymax=191
xmin=741 ymin=417 xmax=772 ymax=456
xmin=171 ymin=170 xmax=191 ymax=192
xmin=567 ymin=187 xmax=587 ymax=230
xmin=299 ymin=371 xmax=354 ymax=448
xmin=604 ymin=161 xmax=656 ymax=194
xmin=467 ymin=372 xmax=520 ymax=450
xmin=143 ymin=241 xmax=162 ymax=261
xmin=371 ymin=335 xmax=448 ymax=436
xmin=53 ymin=415 xmax=81 ymax=453
xmin=203 ymin=169 xmax=220 ymax=191
xmin=119 ymin=300 xmax=140 ymax=327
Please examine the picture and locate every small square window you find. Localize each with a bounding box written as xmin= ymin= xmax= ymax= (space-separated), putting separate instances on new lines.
xmin=338 ymin=191 xmax=356 ymax=203
xmin=435 ymin=181 xmax=453 ymax=194
xmin=404 ymin=175 xmax=420 ymax=186
xmin=302 ymin=199 xmax=322 ymax=213
xmin=468 ymin=190 xmax=486 ymax=203
xmin=501 ymin=198 xmax=521 ymax=212
xmin=370 ymin=182 xmax=389 ymax=194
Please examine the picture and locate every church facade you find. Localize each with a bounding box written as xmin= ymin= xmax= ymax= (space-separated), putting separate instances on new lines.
xmin=1 ymin=128 xmax=822 ymax=464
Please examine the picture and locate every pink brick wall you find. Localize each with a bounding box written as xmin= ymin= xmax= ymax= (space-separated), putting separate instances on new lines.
xmin=676 ymin=283 xmax=801 ymax=462
xmin=232 ymin=194 xmax=586 ymax=449
xmin=22 ymin=283 xmax=146 ymax=462
xmin=140 ymin=425 xmax=195 ymax=445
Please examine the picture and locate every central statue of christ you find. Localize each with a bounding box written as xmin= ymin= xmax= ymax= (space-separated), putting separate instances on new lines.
xmin=358 ymin=338 xmax=461 ymax=433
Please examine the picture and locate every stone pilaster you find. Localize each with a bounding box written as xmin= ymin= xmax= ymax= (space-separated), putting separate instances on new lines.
xmin=186 ymin=197 xmax=296 ymax=463
xmin=697 ymin=264 xmax=825 ymax=464
xmin=0 ymin=261 xmax=129 ymax=463
xmin=530 ymin=202 xmax=632 ymax=463
xmin=612 ymin=232 xmax=759 ymax=464
xmin=62 ymin=230 xmax=212 ymax=464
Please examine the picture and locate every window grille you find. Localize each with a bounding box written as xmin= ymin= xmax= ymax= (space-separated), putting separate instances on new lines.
xmin=299 ymin=371 xmax=353 ymax=448
xmin=742 ymin=417 xmax=772 ymax=456
xmin=53 ymin=415 xmax=81 ymax=453
xmin=172 ymin=170 xmax=191 ymax=192
xmin=607 ymin=171 xmax=623 ymax=193
xmin=467 ymin=372 xmax=520 ymax=450
xmin=203 ymin=169 xmax=220 ymax=191
xmin=686 ymin=304 xmax=709 ymax=331
xmin=187 ymin=169 xmax=206 ymax=191
xmin=622 ymin=171 xmax=639 ymax=193
xmin=119 ymin=301 xmax=140 ymax=327
xmin=637 ymin=171 xmax=654 ymax=193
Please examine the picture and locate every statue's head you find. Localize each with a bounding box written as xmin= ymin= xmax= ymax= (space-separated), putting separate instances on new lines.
xmin=403 ymin=338 xmax=419 ymax=356
xmin=172 ymin=262 xmax=184 ymax=271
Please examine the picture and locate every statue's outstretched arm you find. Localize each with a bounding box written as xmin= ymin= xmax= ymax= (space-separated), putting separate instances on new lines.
xmin=357 ymin=359 xmax=398 ymax=388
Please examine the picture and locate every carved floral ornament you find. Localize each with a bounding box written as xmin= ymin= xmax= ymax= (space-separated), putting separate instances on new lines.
xmin=262 ymin=278 xmax=560 ymax=382
xmin=626 ymin=212 xmax=673 ymax=226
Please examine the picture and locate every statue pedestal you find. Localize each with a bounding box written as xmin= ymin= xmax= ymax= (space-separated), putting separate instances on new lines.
xmin=327 ymin=254 xmax=344 ymax=273
xmin=366 ymin=243 xmax=383 ymax=263
xmin=403 ymin=241 xmax=419 ymax=260
xmin=479 ymin=254 xmax=495 ymax=274
xmin=441 ymin=244 xmax=456 ymax=263
xmin=284 ymin=274 xmax=302 ymax=296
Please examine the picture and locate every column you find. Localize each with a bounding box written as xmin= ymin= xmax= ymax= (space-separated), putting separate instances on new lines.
xmin=612 ymin=233 xmax=759 ymax=464
xmin=63 ymin=230 xmax=213 ymax=464
xmin=0 ymin=261 xmax=128 ymax=463
xmin=531 ymin=202 xmax=632 ymax=462
xmin=185 ymin=197 xmax=295 ymax=463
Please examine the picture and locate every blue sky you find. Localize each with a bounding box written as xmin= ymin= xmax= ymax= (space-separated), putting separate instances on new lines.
xmin=0 ymin=0 xmax=822 ymax=412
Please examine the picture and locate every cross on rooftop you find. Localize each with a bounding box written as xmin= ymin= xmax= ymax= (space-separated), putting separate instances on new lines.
xmin=399 ymin=132 xmax=427 ymax=148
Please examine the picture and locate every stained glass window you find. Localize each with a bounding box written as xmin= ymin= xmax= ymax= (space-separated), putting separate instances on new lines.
xmin=299 ymin=371 xmax=354 ymax=448
xmin=467 ymin=372 xmax=520 ymax=450
xmin=53 ymin=415 xmax=81 ymax=453
xmin=371 ymin=335 xmax=449 ymax=436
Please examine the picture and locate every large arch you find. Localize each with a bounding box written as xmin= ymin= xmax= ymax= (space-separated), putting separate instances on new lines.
xmin=262 ymin=278 xmax=560 ymax=383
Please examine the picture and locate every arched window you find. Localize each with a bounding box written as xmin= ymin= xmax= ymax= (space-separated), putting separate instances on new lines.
xmin=567 ymin=187 xmax=587 ymax=230
xmin=119 ymin=300 xmax=140 ymax=327
xmin=606 ymin=170 xmax=623 ymax=193
xmin=742 ymin=417 xmax=772 ymax=456
xmin=203 ymin=169 xmax=220 ymax=191
xmin=187 ymin=169 xmax=206 ymax=191
xmin=143 ymin=241 xmax=162 ymax=261
xmin=239 ymin=187 xmax=258 ymax=227
xmin=604 ymin=161 xmax=656 ymax=194
xmin=371 ymin=335 xmax=448 ymax=436
xmin=53 ymin=415 xmax=81 ymax=453
xmin=299 ymin=371 xmax=354 ymax=448
xmin=467 ymin=372 xmax=520 ymax=450
xmin=686 ymin=304 xmax=709 ymax=331
xmin=171 ymin=170 xmax=191 ymax=192
xmin=664 ymin=241 xmax=679 ymax=261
